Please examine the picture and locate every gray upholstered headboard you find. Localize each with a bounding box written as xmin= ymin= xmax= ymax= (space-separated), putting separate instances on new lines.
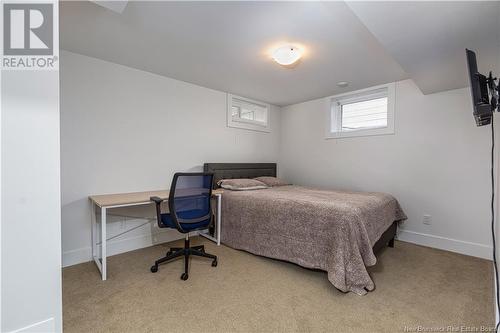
xmin=203 ymin=163 xmax=277 ymax=188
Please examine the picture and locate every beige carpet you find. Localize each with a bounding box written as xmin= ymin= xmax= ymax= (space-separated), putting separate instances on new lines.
xmin=63 ymin=238 xmax=494 ymax=333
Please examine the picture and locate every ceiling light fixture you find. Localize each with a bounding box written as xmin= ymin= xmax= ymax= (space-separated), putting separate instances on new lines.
xmin=272 ymin=45 xmax=302 ymax=66
xmin=337 ymin=81 xmax=349 ymax=88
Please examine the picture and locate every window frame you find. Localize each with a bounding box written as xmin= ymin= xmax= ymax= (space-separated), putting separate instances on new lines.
xmin=227 ymin=94 xmax=271 ymax=133
xmin=326 ymin=83 xmax=395 ymax=139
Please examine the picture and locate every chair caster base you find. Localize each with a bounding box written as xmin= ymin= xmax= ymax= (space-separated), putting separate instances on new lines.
xmin=151 ymin=242 xmax=217 ymax=278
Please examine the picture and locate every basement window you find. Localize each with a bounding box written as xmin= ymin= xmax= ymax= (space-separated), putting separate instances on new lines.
xmin=227 ymin=94 xmax=270 ymax=132
xmin=327 ymin=83 xmax=395 ymax=139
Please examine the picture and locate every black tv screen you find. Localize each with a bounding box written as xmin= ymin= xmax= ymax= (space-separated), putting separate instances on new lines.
xmin=466 ymin=49 xmax=492 ymax=126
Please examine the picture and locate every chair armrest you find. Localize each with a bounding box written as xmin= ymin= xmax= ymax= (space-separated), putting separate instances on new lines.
xmin=150 ymin=196 xmax=164 ymax=204
xmin=150 ymin=196 xmax=164 ymax=227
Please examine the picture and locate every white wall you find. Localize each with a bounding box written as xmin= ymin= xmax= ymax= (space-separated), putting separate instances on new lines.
xmin=280 ymin=79 xmax=493 ymax=259
xmin=60 ymin=51 xmax=497 ymax=265
xmin=1 ymin=67 xmax=62 ymax=331
xmin=60 ymin=51 xmax=281 ymax=266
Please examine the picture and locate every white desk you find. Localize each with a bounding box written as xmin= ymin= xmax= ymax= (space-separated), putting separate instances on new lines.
xmin=89 ymin=189 xmax=223 ymax=280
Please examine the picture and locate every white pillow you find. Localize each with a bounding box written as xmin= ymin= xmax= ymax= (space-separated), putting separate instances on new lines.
xmin=217 ymin=178 xmax=269 ymax=191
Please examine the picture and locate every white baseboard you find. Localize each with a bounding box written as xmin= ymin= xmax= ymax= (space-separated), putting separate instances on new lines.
xmin=63 ymin=227 xmax=492 ymax=266
xmin=62 ymin=230 xmax=185 ymax=267
xmin=397 ymin=229 xmax=492 ymax=260
xmin=9 ymin=318 xmax=55 ymax=333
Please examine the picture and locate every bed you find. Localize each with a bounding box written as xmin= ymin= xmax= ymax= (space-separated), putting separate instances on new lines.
xmin=204 ymin=163 xmax=407 ymax=295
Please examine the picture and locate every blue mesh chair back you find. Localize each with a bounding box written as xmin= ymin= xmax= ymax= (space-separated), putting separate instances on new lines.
xmin=165 ymin=172 xmax=214 ymax=233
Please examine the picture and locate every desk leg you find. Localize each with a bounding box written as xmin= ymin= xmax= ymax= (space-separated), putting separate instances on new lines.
xmin=91 ymin=204 xmax=106 ymax=280
xmin=216 ymin=194 xmax=221 ymax=246
xmin=91 ymin=202 xmax=97 ymax=262
xmin=91 ymin=202 xmax=104 ymax=278
xmin=101 ymin=207 xmax=107 ymax=280
xmin=199 ymin=194 xmax=221 ymax=245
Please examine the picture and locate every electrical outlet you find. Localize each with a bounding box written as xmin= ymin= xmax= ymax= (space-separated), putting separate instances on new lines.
xmin=423 ymin=214 xmax=432 ymax=225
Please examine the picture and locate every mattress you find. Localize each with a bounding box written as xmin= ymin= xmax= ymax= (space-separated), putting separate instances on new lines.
xmin=220 ymin=185 xmax=407 ymax=295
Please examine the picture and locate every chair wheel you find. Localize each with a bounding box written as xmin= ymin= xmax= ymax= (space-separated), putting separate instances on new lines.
xmin=181 ymin=273 xmax=189 ymax=280
xmin=150 ymin=265 xmax=158 ymax=273
xmin=212 ymin=260 xmax=218 ymax=267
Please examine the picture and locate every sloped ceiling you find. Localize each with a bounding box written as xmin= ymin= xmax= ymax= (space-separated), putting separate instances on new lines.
xmin=60 ymin=1 xmax=500 ymax=106
xmin=347 ymin=1 xmax=500 ymax=95
xmin=90 ymin=1 xmax=129 ymax=14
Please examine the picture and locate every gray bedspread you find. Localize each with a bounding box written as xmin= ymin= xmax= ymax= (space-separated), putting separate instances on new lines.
xmin=220 ymin=185 xmax=407 ymax=295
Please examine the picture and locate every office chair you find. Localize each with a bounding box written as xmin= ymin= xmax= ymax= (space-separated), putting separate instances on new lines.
xmin=150 ymin=172 xmax=217 ymax=280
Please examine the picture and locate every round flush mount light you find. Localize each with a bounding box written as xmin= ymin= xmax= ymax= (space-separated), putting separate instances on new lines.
xmin=337 ymin=81 xmax=349 ymax=88
xmin=272 ymin=45 xmax=302 ymax=66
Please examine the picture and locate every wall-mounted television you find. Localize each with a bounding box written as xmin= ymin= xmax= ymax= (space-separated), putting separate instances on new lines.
xmin=466 ymin=49 xmax=494 ymax=126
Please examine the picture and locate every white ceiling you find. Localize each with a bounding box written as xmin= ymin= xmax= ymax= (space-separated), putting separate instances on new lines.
xmin=90 ymin=1 xmax=129 ymax=14
xmin=347 ymin=1 xmax=500 ymax=95
xmin=60 ymin=1 xmax=500 ymax=106
xmin=60 ymin=1 xmax=408 ymax=106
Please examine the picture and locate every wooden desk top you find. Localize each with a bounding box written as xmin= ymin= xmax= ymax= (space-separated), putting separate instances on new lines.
xmin=89 ymin=189 xmax=223 ymax=208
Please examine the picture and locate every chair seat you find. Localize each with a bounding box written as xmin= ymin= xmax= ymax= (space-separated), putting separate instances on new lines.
xmin=160 ymin=209 xmax=210 ymax=231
